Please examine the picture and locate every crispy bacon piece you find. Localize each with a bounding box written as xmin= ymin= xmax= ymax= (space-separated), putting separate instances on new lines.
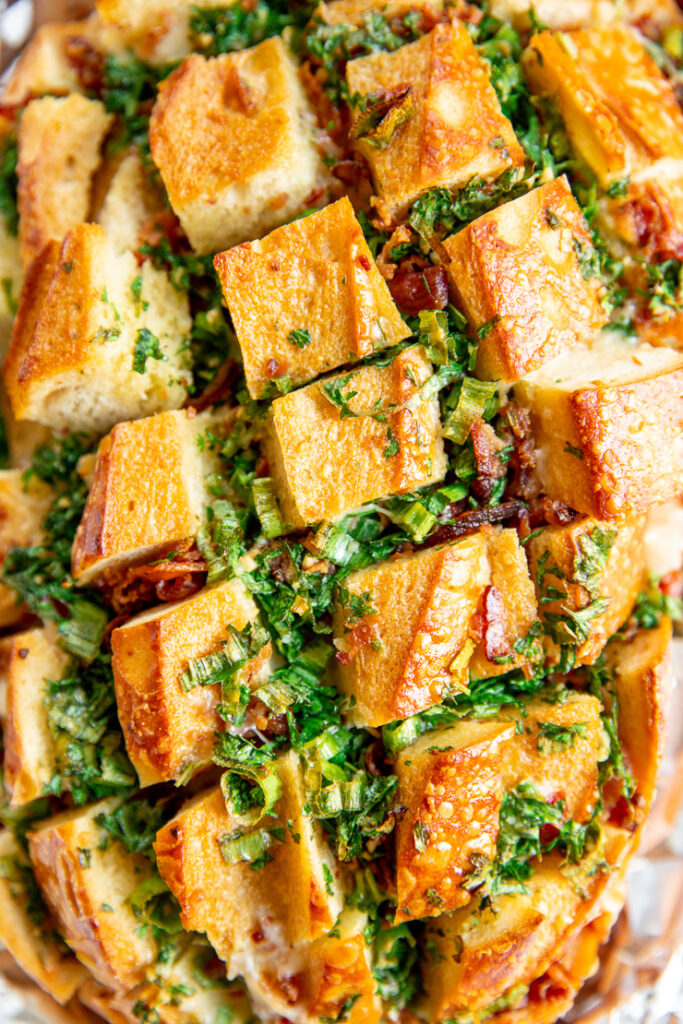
xmin=388 ymin=264 xmax=449 ymax=313
xmin=97 ymin=542 xmax=207 ymax=615
xmin=423 ymin=500 xmax=525 ymax=548
xmin=65 ymin=36 xmax=104 ymax=94
xmin=186 ymin=358 xmax=239 ymax=412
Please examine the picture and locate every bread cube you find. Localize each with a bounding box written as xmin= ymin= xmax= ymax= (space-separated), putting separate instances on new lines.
xmin=28 ymin=797 xmax=159 ymax=990
xmin=213 ymin=197 xmax=410 ymax=399
xmin=0 ymin=830 xmax=86 ymax=1005
xmin=149 ymin=39 xmax=321 ymax=254
xmin=154 ymin=752 xmax=343 ymax=972
xmin=393 ymin=693 xmax=604 ymax=921
xmin=523 ymin=25 xmax=683 ymax=189
xmin=17 ymin=95 xmax=112 ymax=269
xmin=608 ymin=617 xmax=672 ymax=814
xmin=80 ymin=942 xmax=255 ymax=1024
xmin=489 ymin=0 xmax=681 ymax=31
xmin=1 ymin=20 xmax=95 ymax=106
xmin=0 ymin=468 xmax=52 ymax=628
xmin=334 ymin=528 xmax=536 ymax=727
xmin=72 ymin=406 xmax=232 ymax=584
xmin=3 ymin=625 xmax=69 ymax=807
xmin=111 ymin=579 xmax=271 ymax=787
xmin=243 ymin=927 xmax=380 ymax=1024
xmin=442 ymin=177 xmax=608 ymax=381
xmin=3 ymin=222 xmax=192 ymax=434
xmin=421 ymin=855 xmax=616 ymax=1018
xmin=528 ymin=515 xmax=645 ymax=664
xmin=265 ymin=346 xmax=446 ymax=529
xmin=96 ymin=150 xmax=168 ymax=256
xmin=644 ymin=499 xmax=683 ymax=578
xmin=394 ymin=720 xmax=514 ymax=922
xmin=346 ymin=22 xmax=524 ymax=220
xmin=513 ymin=337 xmax=683 ymax=518
xmin=0 ymin=220 xmax=21 ymax=357
xmin=96 ymin=0 xmax=220 ymax=64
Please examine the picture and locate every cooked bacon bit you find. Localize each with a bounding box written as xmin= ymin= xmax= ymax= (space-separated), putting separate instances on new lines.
xmin=388 ymin=265 xmax=449 ymax=313
xmin=265 ymin=358 xmax=281 ymax=378
xmin=365 ymin=739 xmax=389 ymax=778
xmin=357 ymin=253 xmax=371 ymax=271
xmin=65 ymin=36 xmax=104 ymax=94
xmin=423 ymin=500 xmax=526 ymax=548
xmin=539 ymin=823 xmax=560 ymax=846
xmin=98 ymin=542 xmax=208 ymax=615
xmin=137 ymin=210 xmax=186 ymax=262
xmin=481 ymin=585 xmax=509 ymax=660
xmin=187 ymin=358 xmax=239 ymax=412
xmin=470 ymin=418 xmax=508 ymax=503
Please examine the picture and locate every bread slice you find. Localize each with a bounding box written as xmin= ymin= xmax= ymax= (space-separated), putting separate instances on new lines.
xmin=523 ymin=25 xmax=683 ymax=189
xmin=154 ymin=752 xmax=343 ymax=972
xmin=213 ymin=196 xmax=410 ymax=399
xmin=334 ymin=528 xmax=537 ymax=727
xmin=17 ymin=95 xmax=112 ymax=269
xmin=111 ymin=578 xmax=271 ymax=787
xmin=527 ymin=514 xmax=646 ymax=664
xmin=346 ymin=22 xmax=525 ymax=220
xmin=265 ymin=345 xmax=446 ymax=528
xmin=394 ymin=692 xmax=604 ymax=921
xmin=0 ymin=830 xmax=86 ymax=1005
xmin=3 ymin=222 xmax=192 ymax=434
xmin=513 ymin=336 xmax=683 ymax=518
xmin=150 ymin=39 xmax=322 ymax=254
xmin=28 ymin=797 xmax=160 ymax=990
xmin=3 ymin=624 xmax=69 ymax=807
xmin=71 ymin=406 xmax=233 ymax=584
xmin=442 ymin=177 xmax=608 ymax=381
xmin=0 ymin=20 xmax=96 ymax=105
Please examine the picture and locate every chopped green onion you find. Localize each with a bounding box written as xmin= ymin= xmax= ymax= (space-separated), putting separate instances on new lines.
xmin=304 ymin=725 xmax=351 ymax=763
xmin=418 ymin=309 xmax=449 ymax=364
xmin=443 ymin=377 xmax=498 ymax=445
xmin=196 ymin=500 xmax=246 ymax=583
xmin=252 ymin=477 xmax=286 ymax=538
xmin=218 ymin=827 xmax=277 ymax=865
xmin=57 ymin=600 xmax=108 ymax=663
xmin=394 ymin=501 xmax=436 ymax=543
xmin=310 ymin=776 xmax=365 ymax=816
xmin=180 ymin=622 xmax=269 ymax=693
xmin=311 ymin=521 xmax=362 ymax=565
xmin=382 ymin=715 xmax=427 ymax=754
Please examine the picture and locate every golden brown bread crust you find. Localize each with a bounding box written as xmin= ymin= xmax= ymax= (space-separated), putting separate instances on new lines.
xmin=17 ymin=95 xmax=112 ymax=269
xmin=4 ymin=625 xmax=69 ymax=807
xmin=394 ymin=694 xmax=605 ymax=923
xmin=71 ymin=407 xmax=229 ymax=583
xmin=265 ymin=346 xmax=446 ymax=528
xmin=523 ymin=25 xmax=683 ymax=187
xmin=514 ymin=342 xmax=683 ymax=519
xmin=527 ymin=514 xmax=646 ymax=664
xmin=213 ymin=196 xmax=410 ymax=399
xmin=154 ymin=754 xmax=343 ymax=969
xmin=442 ymin=177 xmax=608 ymax=381
xmin=111 ymin=579 xmax=271 ymax=787
xmin=149 ymin=39 xmax=320 ymax=253
xmin=0 ymin=20 xmax=95 ymax=105
xmin=334 ymin=528 xmax=537 ymax=726
xmin=0 ymin=830 xmax=87 ymax=1006
xmin=28 ymin=799 xmax=159 ymax=991
xmin=346 ymin=22 xmax=525 ymax=219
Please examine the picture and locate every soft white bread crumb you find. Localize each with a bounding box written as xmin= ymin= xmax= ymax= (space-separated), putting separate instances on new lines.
xmin=28 ymin=797 xmax=160 ymax=990
xmin=3 ymin=222 xmax=192 ymax=434
xmin=3 ymin=624 xmax=69 ymax=807
xmin=17 ymin=94 xmax=113 ymax=269
xmin=72 ymin=406 xmax=234 ymax=584
xmin=0 ymin=830 xmax=86 ymax=1005
xmin=514 ymin=336 xmax=683 ymax=518
xmin=150 ymin=39 xmax=322 ymax=254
